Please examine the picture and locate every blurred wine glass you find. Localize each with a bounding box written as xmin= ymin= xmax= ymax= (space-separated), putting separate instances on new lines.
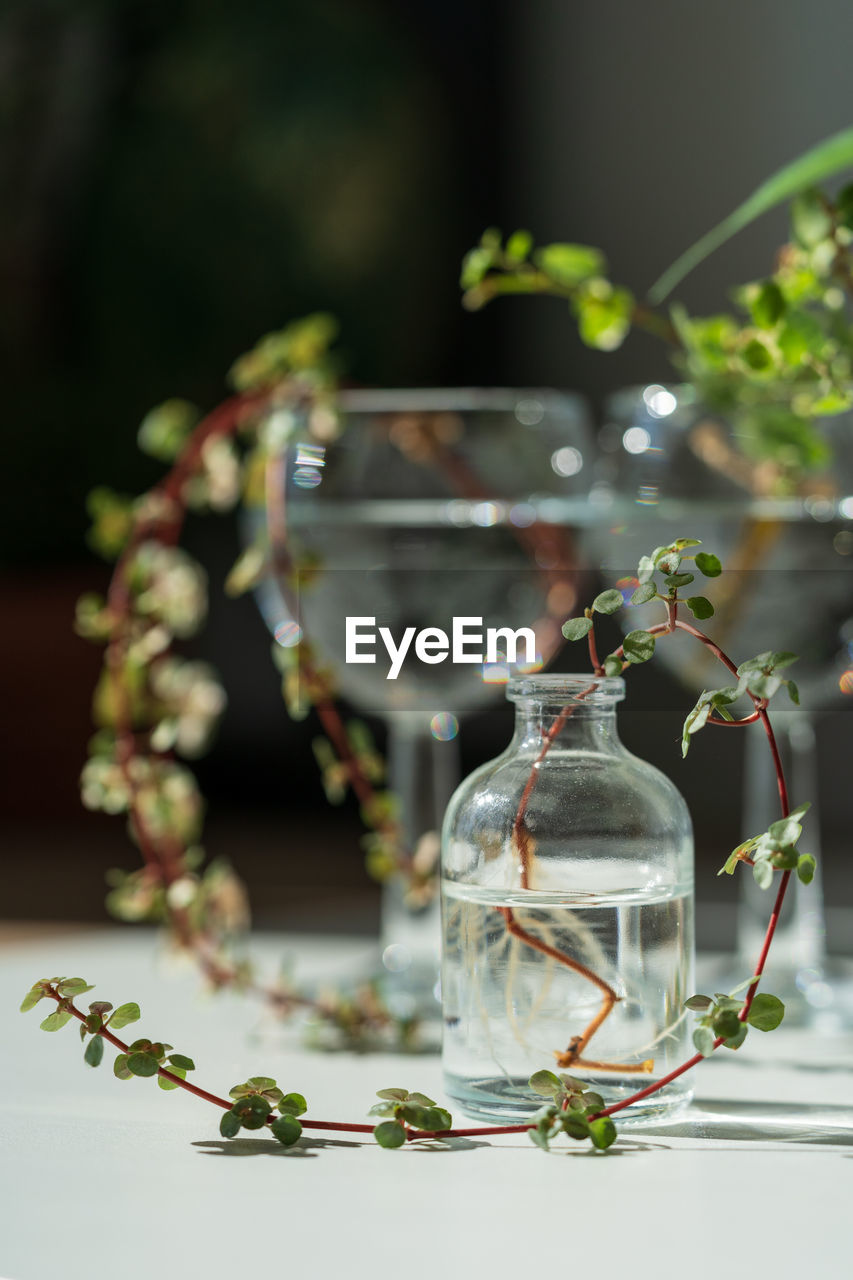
xmin=590 ymin=384 xmax=853 ymax=1025
xmin=249 ymin=388 xmax=594 ymax=1020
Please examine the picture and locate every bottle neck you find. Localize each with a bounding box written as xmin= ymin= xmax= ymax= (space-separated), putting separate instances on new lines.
xmin=511 ymin=699 xmax=623 ymax=754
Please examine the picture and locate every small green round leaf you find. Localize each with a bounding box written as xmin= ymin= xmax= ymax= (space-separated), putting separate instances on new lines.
xmin=20 ymin=987 xmax=45 ymax=1013
xmin=746 ymin=993 xmax=785 ymax=1032
xmin=603 ymin=655 xmax=623 ymax=676
xmin=741 ymin=338 xmax=774 ymax=371
xmin=686 ymin=596 xmax=714 ymax=620
xmin=374 ymin=1120 xmax=406 ymax=1149
xmin=167 ymin=1054 xmax=195 ymax=1072
xmin=623 ymin=630 xmax=656 ymax=664
xmin=271 ymin=1115 xmax=302 ymax=1146
xmin=108 ymin=1003 xmax=141 ymax=1030
xmin=588 ymin=1116 xmax=617 ymax=1150
xmin=57 ymin=978 xmax=94 ymax=997
xmin=753 ymin=860 xmax=774 ymax=890
xmin=398 ymin=1103 xmax=438 ymax=1130
xmin=630 ymin=582 xmax=657 ymax=605
xmin=561 ymin=1113 xmax=591 ymax=1141
xmin=693 ymin=1026 xmax=716 ymax=1057
xmin=694 ymin=552 xmax=722 ymax=578
xmin=40 ymin=1009 xmax=72 ymax=1032
xmin=711 ymin=1008 xmax=742 ymax=1039
xmin=529 ymin=1069 xmax=562 ymax=1097
xmin=562 ymin=616 xmax=592 ymax=641
xmin=797 ymin=853 xmax=816 ymax=885
xmin=113 ymin=1054 xmax=132 ymax=1081
xmin=505 ymin=229 xmax=533 ymax=262
xmin=84 ymin=1035 xmax=104 ymax=1068
xmin=219 ymin=1109 xmax=242 ymax=1139
xmin=665 ymin=572 xmax=694 ymax=589
xmin=636 ymin=555 xmax=656 ymax=583
xmin=278 ymin=1092 xmax=307 ymax=1116
xmin=684 ymin=994 xmax=714 ymax=1011
xmin=751 ymin=281 xmax=786 ymax=328
xmin=127 ymin=1052 xmax=160 ymax=1078
xmin=592 ymin=589 xmax=624 ymax=615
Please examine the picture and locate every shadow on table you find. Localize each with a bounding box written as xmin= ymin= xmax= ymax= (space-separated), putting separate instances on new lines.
xmin=640 ymin=1098 xmax=853 ymax=1146
xmin=193 ymin=1137 xmax=358 ymax=1158
xmin=193 ymin=1135 xmax=491 ymax=1157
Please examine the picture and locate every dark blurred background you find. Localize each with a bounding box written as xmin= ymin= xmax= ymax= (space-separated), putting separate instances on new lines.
xmin=2 ymin=0 xmax=851 ymax=941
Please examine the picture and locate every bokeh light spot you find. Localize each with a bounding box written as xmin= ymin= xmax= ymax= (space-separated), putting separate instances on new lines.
xmin=623 ymin=426 xmax=651 ymax=454
xmin=514 ymin=398 xmax=544 ymax=426
xmin=274 ymin=620 xmax=303 ymax=647
xmin=472 ymin=501 xmax=503 ymax=527
xmin=430 ymin=712 xmax=459 ymax=741
xmin=551 ymin=446 xmax=583 ymax=477
xmin=642 ymin=385 xmax=677 ymax=418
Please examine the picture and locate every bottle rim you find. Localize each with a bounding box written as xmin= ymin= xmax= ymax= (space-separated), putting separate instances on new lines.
xmin=506 ymin=673 xmax=625 ymax=703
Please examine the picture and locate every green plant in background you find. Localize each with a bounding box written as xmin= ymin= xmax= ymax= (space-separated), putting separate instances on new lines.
xmin=462 ymin=126 xmax=853 ymax=489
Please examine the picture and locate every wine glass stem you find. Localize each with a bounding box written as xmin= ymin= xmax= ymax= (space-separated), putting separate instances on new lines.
xmin=379 ymin=715 xmax=458 ymax=1007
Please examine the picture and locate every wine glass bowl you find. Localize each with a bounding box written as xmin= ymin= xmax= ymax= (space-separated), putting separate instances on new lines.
xmin=276 ymin=388 xmax=594 ymax=719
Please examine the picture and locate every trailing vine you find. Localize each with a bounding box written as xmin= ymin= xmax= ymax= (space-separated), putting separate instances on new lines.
xmin=78 ymin=315 xmax=424 ymax=1047
xmin=30 ymin=535 xmax=811 ymax=1153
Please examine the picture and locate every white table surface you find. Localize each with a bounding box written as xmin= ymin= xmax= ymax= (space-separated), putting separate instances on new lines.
xmin=2 ymin=925 xmax=852 ymax=1280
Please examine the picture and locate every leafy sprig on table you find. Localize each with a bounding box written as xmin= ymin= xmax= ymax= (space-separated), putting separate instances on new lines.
xmin=20 ymin=978 xmax=455 ymax=1151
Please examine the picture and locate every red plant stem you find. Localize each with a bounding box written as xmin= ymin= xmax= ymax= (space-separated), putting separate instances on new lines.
xmin=587 ymin=626 xmax=603 ymax=674
xmin=706 ymin=712 xmax=762 ymax=727
xmin=511 ymin=683 xmax=596 ymax=888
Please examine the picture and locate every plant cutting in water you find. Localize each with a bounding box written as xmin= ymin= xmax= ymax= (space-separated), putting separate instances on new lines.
xmin=26 ymin=535 xmax=809 ymax=1152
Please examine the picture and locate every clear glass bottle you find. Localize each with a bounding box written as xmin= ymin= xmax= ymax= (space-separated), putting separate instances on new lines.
xmin=441 ymin=674 xmax=694 ymax=1124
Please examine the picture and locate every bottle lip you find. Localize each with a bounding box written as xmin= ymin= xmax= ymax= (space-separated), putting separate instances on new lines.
xmin=507 ymin=673 xmax=625 ymax=704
